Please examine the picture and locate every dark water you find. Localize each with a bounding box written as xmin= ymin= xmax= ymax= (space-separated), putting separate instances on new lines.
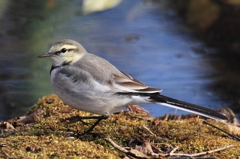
xmin=0 ymin=0 xmax=239 ymax=121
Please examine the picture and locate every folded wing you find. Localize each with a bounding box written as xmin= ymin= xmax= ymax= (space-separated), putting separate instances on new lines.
xmin=113 ymin=71 xmax=162 ymax=93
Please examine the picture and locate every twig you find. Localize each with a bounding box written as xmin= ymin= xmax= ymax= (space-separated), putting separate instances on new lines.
xmin=203 ymin=121 xmax=240 ymax=141
xmin=170 ymin=145 xmax=234 ymax=157
xmin=169 ymin=146 xmax=179 ymax=155
xmin=3 ymin=151 xmax=11 ymax=158
xmin=105 ymin=137 xmax=234 ymax=158
xmin=141 ymin=125 xmax=156 ymax=136
xmin=105 ymin=137 xmax=164 ymax=158
xmin=191 ymin=145 xmax=234 ymax=157
xmin=104 ymin=137 xmax=128 ymax=153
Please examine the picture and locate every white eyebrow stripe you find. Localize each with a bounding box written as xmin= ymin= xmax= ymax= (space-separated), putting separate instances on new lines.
xmin=60 ymin=45 xmax=77 ymax=50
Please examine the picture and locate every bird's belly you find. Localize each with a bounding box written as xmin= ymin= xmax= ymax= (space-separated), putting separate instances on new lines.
xmin=50 ymin=80 xmax=132 ymax=115
xmin=54 ymin=88 xmax=133 ymax=115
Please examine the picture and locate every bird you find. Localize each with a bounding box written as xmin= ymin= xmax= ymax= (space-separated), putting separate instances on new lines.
xmin=38 ymin=39 xmax=227 ymax=136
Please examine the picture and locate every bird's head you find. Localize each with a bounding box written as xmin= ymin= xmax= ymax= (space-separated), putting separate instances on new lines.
xmin=38 ymin=39 xmax=87 ymax=66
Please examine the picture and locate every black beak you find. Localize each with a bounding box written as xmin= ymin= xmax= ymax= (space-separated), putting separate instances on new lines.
xmin=37 ymin=52 xmax=53 ymax=58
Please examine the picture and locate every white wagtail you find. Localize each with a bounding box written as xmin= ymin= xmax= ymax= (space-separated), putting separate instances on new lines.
xmin=38 ymin=39 xmax=227 ymax=136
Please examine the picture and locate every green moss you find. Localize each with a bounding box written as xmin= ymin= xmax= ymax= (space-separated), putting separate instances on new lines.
xmin=0 ymin=94 xmax=239 ymax=158
xmin=0 ymin=135 xmax=118 ymax=158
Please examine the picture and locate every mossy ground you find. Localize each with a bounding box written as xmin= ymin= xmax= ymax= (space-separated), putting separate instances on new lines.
xmin=0 ymin=94 xmax=239 ymax=158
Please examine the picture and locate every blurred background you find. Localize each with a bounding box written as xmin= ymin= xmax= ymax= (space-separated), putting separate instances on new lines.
xmin=0 ymin=0 xmax=240 ymax=121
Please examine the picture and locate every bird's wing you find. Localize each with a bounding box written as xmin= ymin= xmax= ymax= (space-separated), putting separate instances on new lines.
xmin=73 ymin=53 xmax=162 ymax=93
xmin=113 ymin=71 xmax=162 ymax=93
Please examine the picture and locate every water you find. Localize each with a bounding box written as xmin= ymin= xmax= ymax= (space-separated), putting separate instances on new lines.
xmin=0 ymin=0 xmax=238 ymax=121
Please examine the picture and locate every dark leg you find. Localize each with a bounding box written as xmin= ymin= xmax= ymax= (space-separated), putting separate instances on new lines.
xmin=66 ymin=115 xmax=108 ymax=138
xmin=66 ymin=116 xmax=107 ymax=125
xmin=78 ymin=116 xmax=107 ymax=137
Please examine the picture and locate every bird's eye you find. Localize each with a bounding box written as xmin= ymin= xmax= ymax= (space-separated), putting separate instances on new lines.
xmin=61 ymin=48 xmax=67 ymax=53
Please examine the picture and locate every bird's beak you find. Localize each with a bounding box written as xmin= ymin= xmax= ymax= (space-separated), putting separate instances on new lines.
xmin=37 ymin=52 xmax=53 ymax=58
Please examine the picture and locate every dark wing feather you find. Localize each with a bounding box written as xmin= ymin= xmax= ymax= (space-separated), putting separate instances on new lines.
xmin=113 ymin=71 xmax=162 ymax=93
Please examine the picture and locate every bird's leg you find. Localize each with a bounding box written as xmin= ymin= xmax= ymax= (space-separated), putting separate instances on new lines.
xmin=67 ymin=115 xmax=108 ymax=138
xmin=66 ymin=115 xmax=107 ymax=125
xmin=78 ymin=116 xmax=108 ymax=137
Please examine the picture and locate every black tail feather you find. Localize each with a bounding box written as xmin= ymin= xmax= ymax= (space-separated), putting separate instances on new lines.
xmin=150 ymin=93 xmax=228 ymax=121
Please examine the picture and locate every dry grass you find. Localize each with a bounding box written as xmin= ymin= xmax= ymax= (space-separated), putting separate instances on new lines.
xmin=0 ymin=94 xmax=239 ymax=159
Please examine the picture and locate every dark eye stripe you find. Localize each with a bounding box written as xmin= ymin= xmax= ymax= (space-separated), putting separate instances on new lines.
xmin=54 ymin=48 xmax=76 ymax=55
xmin=61 ymin=48 xmax=67 ymax=53
xmin=67 ymin=49 xmax=75 ymax=52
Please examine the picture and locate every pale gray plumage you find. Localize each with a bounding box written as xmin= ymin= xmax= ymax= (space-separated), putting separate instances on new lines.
xmin=50 ymin=51 xmax=160 ymax=115
xmin=38 ymin=39 xmax=227 ymax=122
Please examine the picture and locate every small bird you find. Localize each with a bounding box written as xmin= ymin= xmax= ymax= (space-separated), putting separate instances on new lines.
xmin=38 ymin=39 xmax=227 ymax=136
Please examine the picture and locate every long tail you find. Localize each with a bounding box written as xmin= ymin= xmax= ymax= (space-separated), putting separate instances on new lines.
xmin=149 ymin=93 xmax=227 ymax=121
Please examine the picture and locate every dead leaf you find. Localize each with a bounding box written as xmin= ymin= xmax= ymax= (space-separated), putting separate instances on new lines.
xmin=18 ymin=108 xmax=45 ymax=124
xmin=0 ymin=122 xmax=15 ymax=130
